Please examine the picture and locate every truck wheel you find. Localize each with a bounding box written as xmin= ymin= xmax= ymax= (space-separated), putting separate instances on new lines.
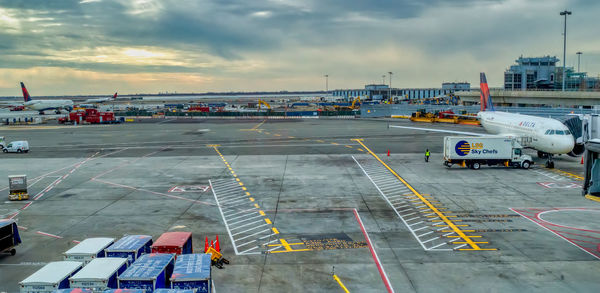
xmin=10 ymin=249 xmax=16 ymax=256
xmin=472 ymin=162 xmax=480 ymax=170
xmin=17 ymin=149 xmax=22 ymax=153
xmin=522 ymin=161 xmax=530 ymax=169
xmin=3 ymin=149 xmax=7 ymax=153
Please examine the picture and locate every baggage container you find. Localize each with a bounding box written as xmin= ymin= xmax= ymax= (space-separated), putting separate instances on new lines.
xmin=54 ymin=289 xmax=93 ymax=293
xmin=102 ymin=289 xmax=145 ymax=293
xmin=151 ymin=232 xmax=192 ymax=255
xmin=64 ymin=238 xmax=115 ymax=264
xmin=118 ymin=253 xmax=175 ymax=292
xmin=19 ymin=261 xmax=83 ymax=293
xmin=170 ymin=254 xmax=211 ymax=293
xmin=154 ymin=289 xmax=194 ymax=293
xmin=8 ymin=175 xmax=29 ymax=200
xmin=69 ymin=258 xmax=128 ymax=293
xmin=105 ymin=235 xmax=152 ymax=264
xmin=0 ymin=219 xmax=21 ymax=256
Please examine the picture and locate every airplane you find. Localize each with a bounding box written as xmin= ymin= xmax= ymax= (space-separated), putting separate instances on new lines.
xmin=20 ymin=82 xmax=74 ymax=114
xmin=389 ymin=73 xmax=578 ymax=168
xmin=82 ymin=92 xmax=118 ymax=104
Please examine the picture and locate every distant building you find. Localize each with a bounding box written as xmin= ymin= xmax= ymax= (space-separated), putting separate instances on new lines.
xmin=332 ymin=82 xmax=469 ymax=101
xmin=504 ymin=55 xmax=600 ymax=90
xmin=504 ymin=56 xmax=558 ymax=90
xmin=442 ymin=82 xmax=470 ymax=91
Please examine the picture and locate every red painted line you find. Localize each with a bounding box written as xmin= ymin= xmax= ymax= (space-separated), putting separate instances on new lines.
xmin=72 ymin=240 xmax=81 ymax=244
xmin=353 ymin=208 xmax=394 ymax=293
xmin=36 ymin=231 xmax=63 ymax=239
xmin=18 ymin=226 xmax=28 ymax=230
xmin=20 ymin=202 xmax=33 ymax=210
xmin=8 ymin=212 xmax=19 ymax=219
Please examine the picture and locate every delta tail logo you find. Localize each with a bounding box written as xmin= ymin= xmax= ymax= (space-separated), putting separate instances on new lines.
xmin=455 ymin=140 xmax=471 ymax=156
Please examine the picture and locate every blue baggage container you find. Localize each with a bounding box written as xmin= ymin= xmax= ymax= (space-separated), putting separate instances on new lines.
xmin=105 ymin=235 xmax=152 ymax=264
xmin=54 ymin=289 xmax=93 ymax=293
xmin=170 ymin=254 xmax=211 ymax=293
xmin=154 ymin=289 xmax=194 ymax=293
xmin=21 ymin=261 xmax=83 ymax=293
xmin=69 ymin=258 xmax=128 ymax=292
xmin=118 ymin=253 xmax=175 ymax=293
xmin=0 ymin=219 xmax=21 ymax=256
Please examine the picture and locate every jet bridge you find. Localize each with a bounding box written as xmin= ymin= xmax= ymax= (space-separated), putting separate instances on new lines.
xmin=581 ymin=114 xmax=600 ymax=201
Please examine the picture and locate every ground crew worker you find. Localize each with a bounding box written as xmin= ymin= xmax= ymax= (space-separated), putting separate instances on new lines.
xmin=425 ymin=149 xmax=430 ymax=162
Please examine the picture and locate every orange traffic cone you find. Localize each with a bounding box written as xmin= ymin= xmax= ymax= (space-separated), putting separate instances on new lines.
xmin=581 ymin=157 xmax=584 ymax=164
xmin=204 ymin=237 xmax=209 ymax=253
xmin=210 ymin=240 xmax=214 ymax=249
xmin=387 ymin=149 xmax=390 ymax=156
xmin=215 ymin=235 xmax=221 ymax=252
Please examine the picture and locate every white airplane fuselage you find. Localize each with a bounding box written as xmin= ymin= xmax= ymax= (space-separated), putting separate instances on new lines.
xmin=24 ymin=100 xmax=74 ymax=112
xmin=477 ymin=111 xmax=574 ymax=154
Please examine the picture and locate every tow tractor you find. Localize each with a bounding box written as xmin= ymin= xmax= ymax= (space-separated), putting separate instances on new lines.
xmin=204 ymin=235 xmax=230 ymax=269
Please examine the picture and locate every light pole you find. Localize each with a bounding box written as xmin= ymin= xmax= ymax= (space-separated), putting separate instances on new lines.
xmin=382 ymin=75 xmax=386 ymax=84
xmin=388 ymin=71 xmax=392 ymax=101
xmin=576 ymin=51 xmax=582 ymax=72
xmin=324 ymin=74 xmax=329 ymax=94
xmin=560 ymin=10 xmax=572 ymax=91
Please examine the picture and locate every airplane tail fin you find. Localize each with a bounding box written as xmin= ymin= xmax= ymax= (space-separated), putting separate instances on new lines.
xmin=20 ymin=82 xmax=32 ymax=102
xmin=112 ymin=92 xmax=118 ymax=99
xmin=479 ymin=73 xmax=494 ymax=111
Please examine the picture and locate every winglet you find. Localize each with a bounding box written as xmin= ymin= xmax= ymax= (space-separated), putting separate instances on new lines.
xmin=479 ymin=73 xmax=494 ymax=111
xmin=112 ymin=92 xmax=118 ymax=99
xmin=20 ymin=82 xmax=32 ymax=102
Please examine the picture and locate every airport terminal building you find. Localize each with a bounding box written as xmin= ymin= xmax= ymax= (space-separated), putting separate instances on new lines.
xmin=332 ymin=82 xmax=470 ymax=101
xmin=504 ymin=56 xmax=600 ymax=90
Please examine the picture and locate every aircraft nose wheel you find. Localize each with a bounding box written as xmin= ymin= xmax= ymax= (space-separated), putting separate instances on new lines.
xmin=545 ymin=155 xmax=555 ymax=169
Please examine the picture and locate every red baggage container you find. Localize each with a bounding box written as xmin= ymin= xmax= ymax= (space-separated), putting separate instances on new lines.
xmin=151 ymin=232 xmax=193 ymax=256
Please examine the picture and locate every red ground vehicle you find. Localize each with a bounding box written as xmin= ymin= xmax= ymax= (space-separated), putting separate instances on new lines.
xmin=151 ymin=232 xmax=193 ymax=256
xmin=9 ymin=106 xmax=25 ymax=111
xmin=187 ymin=106 xmax=210 ymax=112
xmin=58 ymin=109 xmax=120 ymax=124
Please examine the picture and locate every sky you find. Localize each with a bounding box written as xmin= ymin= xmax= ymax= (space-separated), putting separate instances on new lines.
xmin=0 ymin=0 xmax=599 ymax=96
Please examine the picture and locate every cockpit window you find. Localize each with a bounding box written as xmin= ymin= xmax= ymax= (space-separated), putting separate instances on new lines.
xmin=545 ymin=130 xmax=551 ymax=135
xmin=556 ymin=130 xmax=565 ymax=135
xmin=548 ymin=130 xmax=555 ymax=135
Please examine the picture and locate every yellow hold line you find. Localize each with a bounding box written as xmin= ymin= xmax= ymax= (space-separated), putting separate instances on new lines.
xmin=352 ymin=138 xmax=484 ymax=251
xmin=272 ymin=227 xmax=279 ymax=234
xmin=333 ymin=274 xmax=350 ymax=293
xmin=265 ymin=218 xmax=272 ymax=224
xmin=259 ymin=210 xmax=266 ymax=216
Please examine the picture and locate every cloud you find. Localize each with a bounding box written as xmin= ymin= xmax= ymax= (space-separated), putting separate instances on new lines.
xmin=0 ymin=0 xmax=598 ymax=95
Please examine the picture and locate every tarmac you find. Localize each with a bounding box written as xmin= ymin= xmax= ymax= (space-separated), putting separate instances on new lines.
xmin=0 ymin=118 xmax=598 ymax=293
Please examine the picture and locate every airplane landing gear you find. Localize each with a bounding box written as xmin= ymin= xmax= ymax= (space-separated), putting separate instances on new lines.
xmin=545 ymin=154 xmax=555 ymax=169
xmin=538 ymin=151 xmax=549 ymax=159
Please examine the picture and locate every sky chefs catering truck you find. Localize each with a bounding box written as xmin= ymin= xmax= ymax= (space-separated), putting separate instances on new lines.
xmin=64 ymin=237 xmax=115 ymax=264
xmin=19 ymin=261 xmax=83 ymax=293
xmin=443 ymin=136 xmax=533 ymax=170
xmin=69 ymin=257 xmax=128 ymax=292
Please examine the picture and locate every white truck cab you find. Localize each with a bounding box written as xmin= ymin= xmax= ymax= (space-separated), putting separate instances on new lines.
xmin=3 ymin=141 xmax=29 ymax=153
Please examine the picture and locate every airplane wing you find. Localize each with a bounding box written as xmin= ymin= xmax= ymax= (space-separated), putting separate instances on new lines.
xmin=388 ymin=124 xmax=490 ymax=136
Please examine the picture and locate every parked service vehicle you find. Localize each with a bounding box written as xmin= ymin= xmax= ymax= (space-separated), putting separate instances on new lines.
xmin=8 ymin=175 xmax=29 ymax=201
xmin=118 ymin=253 xmax=175 ymax=292
xmin=151 ymin=232 xmax=193 ymax=256
xmin=64 ymin=237 xmax=115 ymax=264
xmin=3 ymin=140 xmax=29 ymax=153
xmin=443 ymin=136 xmax=533 ymax=170
xmin=170 ymin=254 xmax=212 ymax=293
xmin=0 ymin=136 xmax=5 ymax=149
xmin=0 ymin=219 xmax=21 ymax=256
xmin=105 ymin=235 xmax=153 ymax=265
xmin=19 ymin=261 xmax=83 ymax=293
xmin=69 ymin=258 xmax=128 ymax=292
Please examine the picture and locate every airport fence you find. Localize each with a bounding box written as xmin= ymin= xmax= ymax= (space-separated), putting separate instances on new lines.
xmin=116 ymin=110 xmax=359 ymax=118
xmin=360 ymin=104 xmax=596 ymax=119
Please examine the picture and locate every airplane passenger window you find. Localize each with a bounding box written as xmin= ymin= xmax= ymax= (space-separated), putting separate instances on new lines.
xmin=556 ymin=130 xmax=564 ymax=135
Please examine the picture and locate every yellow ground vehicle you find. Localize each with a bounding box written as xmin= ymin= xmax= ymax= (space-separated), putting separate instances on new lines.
xmin=258 ymin=99 xmax=271 ymax=111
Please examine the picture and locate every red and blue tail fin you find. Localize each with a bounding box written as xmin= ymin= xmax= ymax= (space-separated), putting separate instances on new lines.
xmin=20 ymin=82 xmax=32 ymax=102
xmin=112 ymin=92 xmax=118 ymax=99
xmin=479 ymin=73 xmax=494 ymax=111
